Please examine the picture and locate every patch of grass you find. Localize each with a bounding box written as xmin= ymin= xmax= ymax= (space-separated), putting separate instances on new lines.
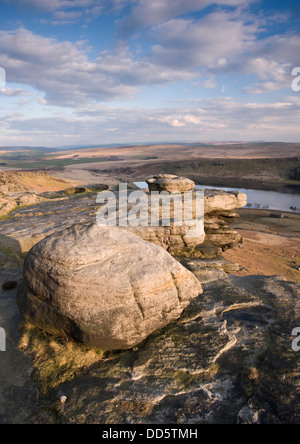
xmin=19 ymin=323 xmax=105 ymax=394
xmin=0 ymin=245 xmax=26 ymax=267
xmin=0 ymin=214 xmax=12 ymax=221
xmin=0 ymin=202 xmax=43 ymax=221
xmin=172 ymin=370 xmax=195 ymax=389
xmin=4 ymin=156 xmax=121 ymax=170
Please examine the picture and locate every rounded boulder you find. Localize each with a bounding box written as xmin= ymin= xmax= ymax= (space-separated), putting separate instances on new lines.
xmin=17 ymin=224 xmax=202 ymax=350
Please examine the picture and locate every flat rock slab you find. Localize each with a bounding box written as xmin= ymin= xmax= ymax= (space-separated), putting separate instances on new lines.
xmin=1 ymin=267 xmax=299 ymax=424
xmin=147 ymin=175 xmax=195 ymax=193
xmin=204 ymin=189 xmax=247 ymax=213
xmin=51 ymin=274 xmax=300 ymax=424
xmin=0 ymin=189 xmax=246 ymax=255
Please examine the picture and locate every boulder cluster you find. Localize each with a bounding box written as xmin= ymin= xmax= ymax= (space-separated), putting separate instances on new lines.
xmin=16 ymin=174 xmax=247 ymax=350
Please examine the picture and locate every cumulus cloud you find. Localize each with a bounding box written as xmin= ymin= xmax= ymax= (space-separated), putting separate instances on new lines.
xmin=1 ymin=87 xmax=28 ymax=97
xmin=0 ymin=28 xmax=196 ymax=106
xmin=3 ymin=95 xmax=299 ymax=146
xmin=149 ymin=11 xmax=258 ymax=70
xmin=118 ymin=0 xmax=251 ymax=36
xmin=6 ymin=0 xmax=133 ymax=24
xmin=1 ymin=0 xmax=299 ymax=149
xmin=146 ymin=8 xmax=298 ymax=95
xmin=8 ymin=0 xmax=102 ymax=12
xmin=243 ymin=82 xmax=285 ymax=94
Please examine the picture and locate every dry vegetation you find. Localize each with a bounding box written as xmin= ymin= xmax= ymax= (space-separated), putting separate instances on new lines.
xmin=0 ymin=171 xmax=77 ymax=194
xmin=19 ymin=323 xmax=105 ymax=394
xmin=223 ymin=209 xmax=300 ymax=283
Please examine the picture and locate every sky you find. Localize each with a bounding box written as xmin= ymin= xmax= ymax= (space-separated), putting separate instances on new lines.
xmin=0 ymin=0 xmax=299 ymax=147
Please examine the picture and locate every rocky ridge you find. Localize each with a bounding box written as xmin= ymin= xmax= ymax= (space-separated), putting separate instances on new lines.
xmin=0 ymin=188 xmax=246 ymax=258
xmin=0 ymin=173 xmax=299 ymax=424
xmin=0 ymin=171 xmax=76 ymax=218
xmin=1 ymin=265 xmax=299 ymax=424
xmin=54 ymin=274 xmax=299 ymax=424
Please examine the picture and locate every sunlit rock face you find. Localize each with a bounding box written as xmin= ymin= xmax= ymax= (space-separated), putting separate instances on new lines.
xmin=17 ymin=223 xmax=202 ymax=351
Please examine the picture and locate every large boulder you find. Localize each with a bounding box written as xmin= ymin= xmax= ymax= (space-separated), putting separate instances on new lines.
xmin=204 ymin=189 xmax=247 ymax=213
xmin=17 ymin=223 xmax=202 ymax=351
xmin=147 ymin=174 xmax=195 ymax=193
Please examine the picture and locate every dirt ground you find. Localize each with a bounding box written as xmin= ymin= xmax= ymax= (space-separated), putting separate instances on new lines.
xmin=223 ymin=209 xmax=300 ymax=283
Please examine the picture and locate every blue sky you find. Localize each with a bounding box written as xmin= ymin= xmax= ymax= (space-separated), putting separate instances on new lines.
xmin=0 ymin=0 xmax=299 ymax=147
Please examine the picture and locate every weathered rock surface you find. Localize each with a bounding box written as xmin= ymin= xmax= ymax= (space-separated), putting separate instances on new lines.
xmin=17 ymin=223 xmax=203 ymax=350
xmin=0 ymin=188 xmax=246 ymax=257
xmin=0 ymin=267 xmax=44 ymax=424
xmin=0 ymin=252 xmax=18 ymax=270
xmin=147 ymin=174 xmax=195 ymax=193
xmin=0 ymin=192 xmax=47 ymax=218
xmin=1 ymin=263 xmax=299 ymax=424
xmin=44 ymin=274 xmax=299 ymax=425
xmin=0 ymin=171 xmax=79 ymax=218
xmin=204 ymin=212 xmax=243 ymax=249
xmin=204 ymin=189 xmax=247 ymax=214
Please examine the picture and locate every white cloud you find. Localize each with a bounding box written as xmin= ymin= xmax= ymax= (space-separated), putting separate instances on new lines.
xmin=10 ymin=0 xmax=100 ymax=12
xmin=149 ymin=11 xmax=258 ymax=71
xmin=118 ymin=0 xmax=251 ymax=36
xmin=243 ymin=82 xmax=284 ymax=94
xmin=1 ymin=0 xmax=299 ymax=147
xmin=8 ymin=0 xmax=133 ymax=24
xmin=1 ymin=87 xmax=28 ymax=97
xmin=0 ymin=28 xmax=195 ymax=107
xmin=53 ymin=9 xmax=83 ymax=20
xmin=2 ymin=95 xmax=299 ymax=146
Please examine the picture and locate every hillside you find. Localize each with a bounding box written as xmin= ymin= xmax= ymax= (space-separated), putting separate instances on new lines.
xmin=0 ymin=171 xmax=78 ymax=218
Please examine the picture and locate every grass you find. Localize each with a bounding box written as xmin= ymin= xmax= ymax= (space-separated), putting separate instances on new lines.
xmin=0 ymin=202 xmax=44 ymax=221
xmin=3 ymin=156 xmax=122 ymax=170
xmin=0 ymin=245 xmax=26 ymax=266
xmin=19 ymin=323 xmax=105 ymax=394
xmin=0 ymin=213 xmax=12 ymax=221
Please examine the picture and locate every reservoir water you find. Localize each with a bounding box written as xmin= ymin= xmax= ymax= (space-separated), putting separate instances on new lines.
xmin=134 ymin=182 xmax=300 ymax=214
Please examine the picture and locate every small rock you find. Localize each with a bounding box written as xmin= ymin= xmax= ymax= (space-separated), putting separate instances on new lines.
xmin=59 ymin=396 xmax=67 ymax=405
xmin=147 ymin=174 xmax=195 ymax=193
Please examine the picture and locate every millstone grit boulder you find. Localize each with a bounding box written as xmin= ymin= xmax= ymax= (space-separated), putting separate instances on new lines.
xmin=147 ymin=174 xmax=195 ymax=193
xmin=17 ymin=223 xmax=202 ymax=350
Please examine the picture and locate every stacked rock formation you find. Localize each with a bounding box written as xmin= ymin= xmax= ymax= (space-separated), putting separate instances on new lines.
xmin=0 ymin=175 xmax=247 ymax=258
xmin=129 ymin=175 xmax=247 ymax=257
xmin=147 ymin=174 xmax=196 ymax=193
